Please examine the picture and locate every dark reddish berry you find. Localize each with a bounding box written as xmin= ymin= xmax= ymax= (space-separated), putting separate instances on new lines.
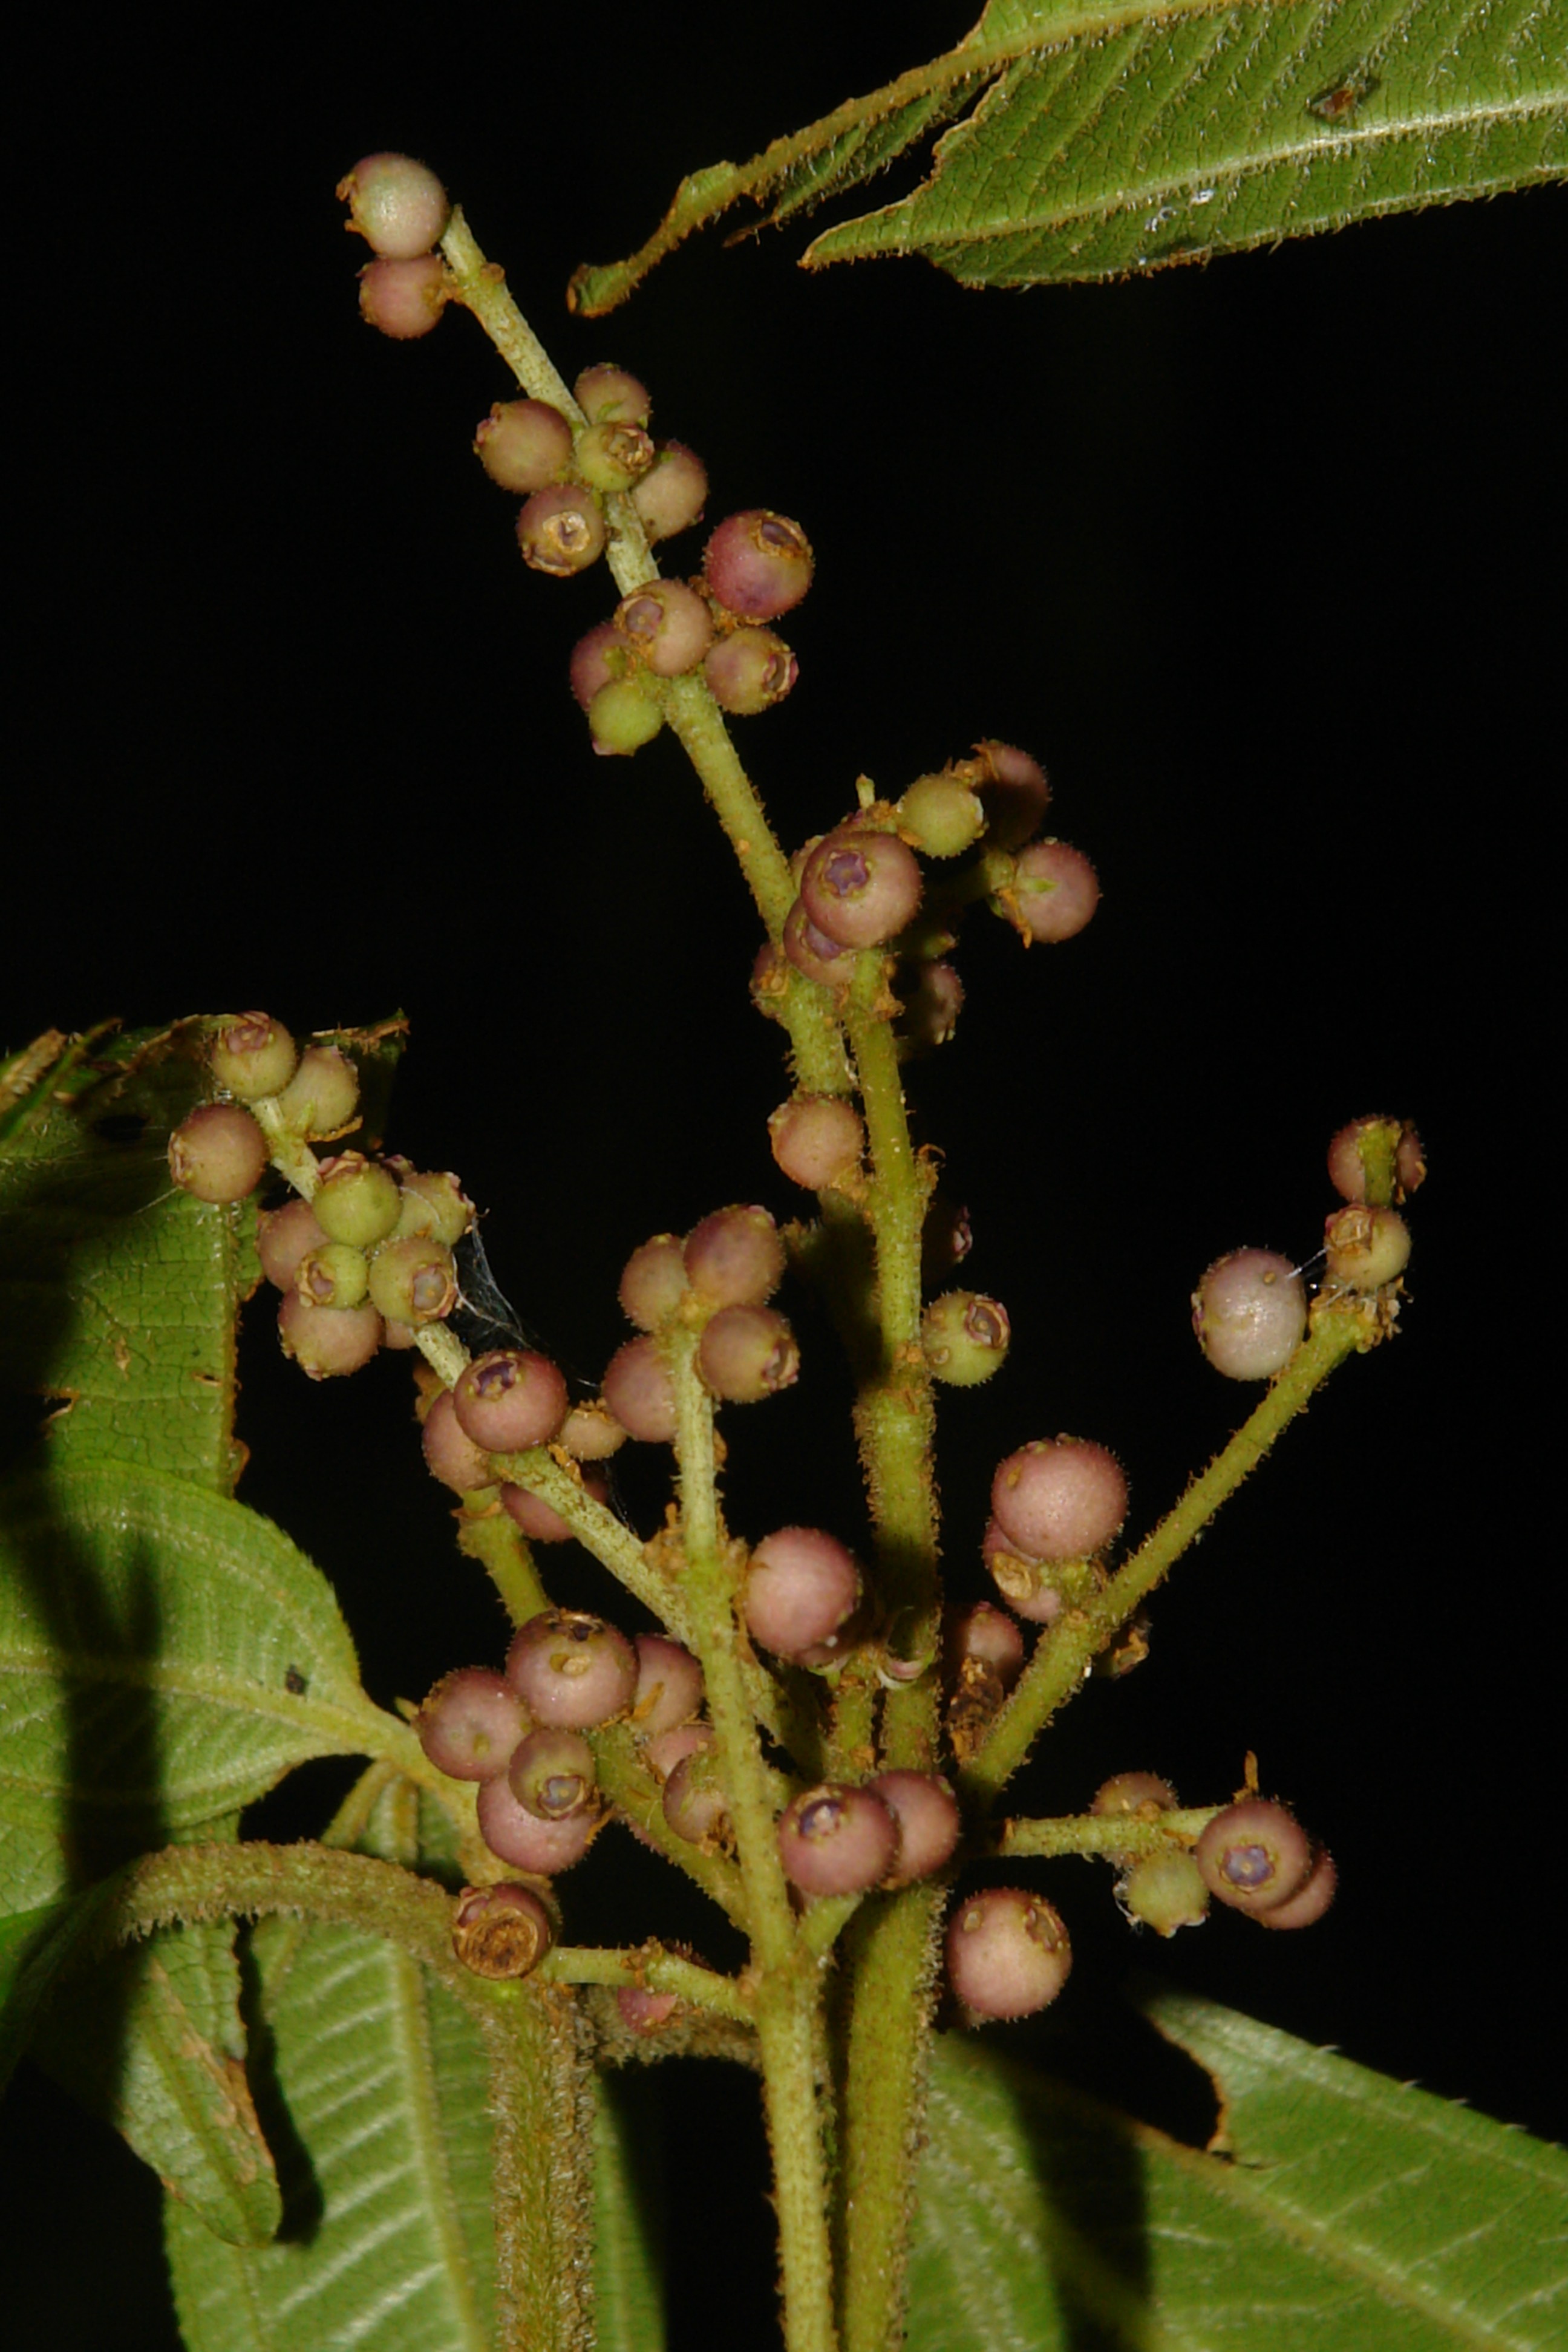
xmin=897 ymin=773 xmax=985 ymax=859
xmin=506 ymin=1610 xmax=638 ymax=1728
xmin=1120 ymin=1852 xmax=1210 ymax=1935
xmin=970 ymin=742 xmax=1050 ymax=849
xmin=477 ymin=1775 xmax=599 ymax=1873
xmin=1324 ymin=1204 xmax=1411 ymax=1289
xmin=508 ymin=1726 xmax=599 ymax=1820
xmin=871 ymin=1771 xmax=961 ymax=1888
xmin=632 ymin=442 xmax=706 ymax=541
xmin=1256 ymin=1846 xmax=1337 ymax=1929
xmin=453 ymin=1349 xmax=569 ymax=1452
xmin=619 ymin=1234 xmax=689 ymax=1329
xmin=517 ymin=485 xmax=606 ymax=575
xmin=684 ymin=1206 xmax=784 ymax=1307
xmin=358 ymin=255 xmax=447 ymax=339
xmin=1194 ymin=1800 xmax=1313 ymax=1914
xmin=314 ymin=1153 xmax=401 ymax=1247
xmin=946 ymin=1889 xmax=1071 ymax=2018
xmin=632 ymin=1635 xmax=704 ymax=1737
xmin=278 ymin=1292 xmax=383 ymax=1379
xmin=575 ymin=364 xmax=651 ymax=427
xmin=702 ymin=627 xmax=798 ymax=714
xmin=1327 ymin=1116 xmax=1426 ymax=1206
xmin=778 ymin=1785 xmax=897 ymax=1898
xmin=616 ymin=1985 xmax=679 ymax=2034
xmin=209 ymin=1012 xmax=297 ymax=1100
xmin=258 ymin=1198 xmax=328 ymax=1290
xmin=743 ymin=1527 xmax=860 ymax=1662
xmin=991 ymin=1438 xmax=1127 ymax=1563
xmin=339 ymin=152 xmax=449 ymax=258
xmin=275 ymin=1045 xmax=359 ymax=1137
xmin=416 ymin=1667 xmax=528 ymax=1780
xmin=783 ymin=898 xmax=854 ymax=988
xmin=602 ymin=1336 xmax=677 ymax=1442
xmin=922 ymin=1292 xmax=1009 ymax=1386
xmin=614 ymin=581 xmax=714 ymax=676
xmin=768 ymin=1094 xmax=864 ymax=1189
xmin=696 ymin=1305 xmax=799 ymax=1402
xmin=474 ymin=399 xmax=575 ymax=493
xmin=451 ymin=1881 xmax=553 ymax=1978
xmin=576 ymin=420 xmax=656 ymax=492
xmin=704 ymin=511 xmax=814 ymax=621
xmin=168 ymin=1103 xmax=268 ymax=1203
xmin=367 ymin=1235 xmax=459 ymax=1325
xmin=801 ymin=829 xmax=923 ymax=950
xmin=1192 ymin=1250 xmax=1307 ymax=1380
xmin=1000 ymin=841 xmax=1100 ymax=943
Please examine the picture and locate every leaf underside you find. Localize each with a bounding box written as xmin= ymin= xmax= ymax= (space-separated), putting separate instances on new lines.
xmin=907 ymin=1993 xmax=1568 ymax=2350
xmin=570 ymin=0 xmax=1567 ymax=311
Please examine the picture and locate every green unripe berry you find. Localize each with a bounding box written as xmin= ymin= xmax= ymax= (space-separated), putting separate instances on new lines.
xmin=209 ymin=1012 xmax=298 ymax=1100
xmin=313 ymin=1154 xmax=402 ymax=1247
xmin=1120 ymin=1851 xmax=1210 ymax=1935
xmin=1324 ymin=1203 xmax=1411 ymax=1290
xmin=897 ymin=773 xmax=985 ymax=858
xmin=367 ymin=1235 xmax=459 ymax=1325
xmin=395 ymin=1169 xmax=473 ymax=1245
xmin=922 ymin=1292 xmax=1010 ymax=1385
xmin=275 ymin=1045 xmax=359 ymax=1138
xmin=296 ymin=1241 xmax=370 ymax=1309
xmin=575 ymin=420 xmax=655 ymax=492
xmin=588 ymin=678 xmax=664 ymax=755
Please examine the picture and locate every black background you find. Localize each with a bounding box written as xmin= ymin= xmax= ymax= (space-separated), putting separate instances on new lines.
xmin=6 ymin=5 xmax=1563 ymax=2344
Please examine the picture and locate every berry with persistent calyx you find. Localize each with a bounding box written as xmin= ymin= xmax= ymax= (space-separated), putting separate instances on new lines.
xmin=508 ymin=1726 xmax=599 ymax=1820
xmin=703 ymin=627 xmax=798 ymax=714
xmin=662 ymin=1742 xmax=729 ymax=1844
xmin=783 ymin=899 xmax=854 ymax=988
xmin=923 ymin=1198 xmax=973 ymax=1281
xmin=602 ymin=1335 xmax=677 ymax=1442
xmin=632 ymin=441 xmax=707 ymax=540
xmin=422 ymin=1391 xmax=497 ymax=1493
xmin=570 ymin=621 xmax=633 ymax=710
xmin=894 ymin=959 xmax=963 ymax=1054
xmin=169 ymin=1103 xmax=269 ymax=1203
xmin=1194 ymin=1799 xmax=1313 ymax=1914
xmin=575 ymin=363 xmax=652 ymax=427
xmin=704 ymin=510 xmax=814 ymax=621
xmin=1256 ymin=1846 xmax=1337 ymax=1929
xmin=897 ymin=772 xmax=986 ymax=859
xmin=501 ymin=1464 xmax=610 ymax=1543
xmin=559 ymin=1402 xmax=625 ymax=1460
xmin=589 ymin=678 xmax=664 ymax=755
xmin=477 ymin=1774 xmax=599 ymax=1873
xmin=451 ymin=1881 xmax=554 ymax=1979
xmin=645 ymin=1721 xmax=712 ymax=1784
xmin=358 ymin=254 xmax=447 ymax=339
xmin=339 ymin=152 xmax=450 ymax=258
xmin=416 ymin=1666 xmax=528 ymax=1780
xmin=275 ymin=1044 xmax=359 ymax=1137
xmin=575 ymin=420 xmax=656 ymax=493
xmin=475 ymin=398 xmax=575 ymax=492
xmin=367 ymin=1234 xmax=459 ymax=1324
xmin=801 ymin=829 xmax=923 ymax=950
xmin=944 ymin=1601 xmax=1026 ymax=1693
xmin=209 ymin=1012 xmax=297 ymax=1100
xmin=394 ymin=1169 xmax=472 ymax=1245
xmin=619 ymin=1234 xmax=689 ymax=1329
xmin=517 ymin=484 xmax=606 ymax=575
xmin=743 ymin=1527 xmax=860 ymax=1662
xmin=769 ymin=1093 xmax=864 ymax=1190
xmin=971 ymin=742 xmax=1050 ymax=849
xmin=697 ymin=1304 xmax=799 ymax=1402
xmin=296 ymin=1241 xmax=370 ymax=1310
xmin=632 ymin=1635 xmax=704 ymax=1736
xmin=1327 ymin=1116 xmax=1426 ymax=1205
xmin=684 ymin=1205 xmax=785 ymax=1306
xmin=946 ymin=1889 xmax=1071 ymax=2018
xmin=779 ymin=1785 xmax=897 ymax=1898
xmin=1120 ymin=1851 xmax=1210 ymax=1935
xmin=506 ymin=1610 xmax=639 ymax=1728
xmin=1324 ymin=1203 xmax=1411 ymax=1289
xmin=615 ymin=581 xmax=714 ymax=676
xmin=983 ymin=1521 xmax=1065 ymax=1625
xmin=278 ymin=1291 xmax=383 ymax=1379
xmin=258 ymin=1198 xmax=329 ymax=1290
xmin=1193 ymin=1250 xmax=1307 ymax=1380
xmin=314 ymin=1153 xmax=402 ymax=1247
xmin=1093 ymin=1771 xmax=1178 ymax=1820
xmin=871 ymin=1772 xmax=962 ymax=1888
xmin=923 ymin=1292 xmax=1010 ymax=1386
xmin=453 ymin=1349 xmax=569 ymax=1452
xmin=999 ymin=840 xmax=1100 ymax=943
xmin=991 ymin=1437 xmax=1128 ymax=1563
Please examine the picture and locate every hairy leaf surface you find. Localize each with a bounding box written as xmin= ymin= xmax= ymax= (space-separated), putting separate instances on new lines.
xmin=572 ymin=0 xmax=1567 ymax=311
xmin=907 ymin=1996 xmax=1567 ymax=2348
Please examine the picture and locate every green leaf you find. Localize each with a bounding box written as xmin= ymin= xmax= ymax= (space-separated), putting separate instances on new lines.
xmin=0 ymin=1020 xmax=256 ymax=1492
xmin=0 ymin=1460 xmax=400 ymax=1910
xmin=570 ymin=0 xmax=1568 ymax=312
xmin=0 ymin=1886 xmax=118 ymax=2092
xmin=593 ymin=2073 xmax=667 ymax=2352
xmin=908 ymin=1998 xmax=1568 ymax=2350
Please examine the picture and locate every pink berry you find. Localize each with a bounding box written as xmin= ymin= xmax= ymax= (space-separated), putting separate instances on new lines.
xmin=871 ymin=1771 xmax=961 ymax=1888
xmin=338 ymin=153 xmax=449 ymax=258
xmin=778 ymin=1785 xmax=897 ymax=1898
xmin=946 ymin=1888 xmax=1071 ymax=2018
xmin=696 ymin=1304 xmax=800 ymax=1402
xmin=703 ymin=627 xmax=798 ymax=714
xmin=358 ymin=255 xmax=446 ymax=339
xmin=1256 ymin=1846 xmax=1337 ymax=1930
xmin=477 ymin=1775 xmax=599 ymax=1873
xmin=602 ymin=1335 xmax=677 ymax=1443
xmin=422 ymin=1390 xmax=495 ymax=1492
xmin=506 ymin=1610 xmax=638 ymax=1728
xmin=684 ymin=1206 xmax=784 ymax=1307
xmin=944 ymin=1602 xmax=1025 ymax=1693
xmin=168 ymin=1103 xmax=268 ymax=1202
xmin=574 ymin=363 xmax=652 ymax=426
xmin=1327 ymin=1116 xmax=1426 ymax=1204
xmin=971 ymin=742 xmax=1050 ymax=849
xmin=416 ymin=1667 xmax=528 ymax=1781
xmin=894 ymin=959 xmax=964 ymax=1053
xmin=517 ymin=484 xmax=606 ymax=576
xmin=631 ymin=441 xmax=707 ymax=541
xmin=800 ymin=829 xmax=923 ymax=950
xmin=570 ymin=621 xmax=630 ymax=712
xmin=278 ymin=1291 xmax=383 ymax=1380
xmin=743 ymin=1527 xmax=860 ymax=1662
xmin=508 ymin=1725 xmax=599 ymax=1820
xmin=782 ymin=898 xmax=854 ymax=989
xmin=615 ymin=581 xmax=714 ymax=677
xmin=704 ymin=510 xmax=814 ymax=622
xmin=982 ymin=1520 xmax=1064 ymax=1625
xmin=619 ymin=1234 xmax=690 ymax=1330
xmin=258 ymin=1198 xmax=328 ymax=1290
xmin=1194 ymin=1800 xmax=1313 ymax=1914
xmin=500 ymin=1466 xmax=609 ymax=1544
xmin=632 ymin=1635 xmax=704 ymax=1737
xmin=1192 ymin=1250 xmax=1306 ymax=1380
xmin=616 ymin=1985 xmax=679 ymax=2034
xmin=990 ymin=1438 xmax=1127 ymax=1563
xmin=474 ymin=399 xmax=575 ymax=493
xmin=1001 ymin=841 xmax=1100 ymax=943
xmin=768 ymin=1094 xmax=864 ymax=1189
xmin=453 ymin=1349 xmax=570 ymax=1452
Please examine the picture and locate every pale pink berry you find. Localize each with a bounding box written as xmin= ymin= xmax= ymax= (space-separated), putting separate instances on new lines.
xmin=871 ymin=1772 xmax=961 ymax=1887
xmin=946 ymin=1888 xmax=1071 ymax=2017
xmin=778 ymin=1785 xmax=897 ymax=1897
xmin=168 ymin=1103 xmax=267 ymax=1202
xmin=743 ymin=1527 xmax=860 ymax=1662
xmin=358 ymin=255 xmax=446 ymax=339
xmin=452 ymin=1350 xmax=570 ymax=1452
xmin=506 ymin=1610 xmax=638 ymax=1728
xmin=990 ymin=1439 xmax=1127 ymax=1563
xmin=1192 ymin=1250 xmax=1306 ymax=1380
xmin=768 ymin=1094 xmax=863 ymax=1189
xmin=1001 ymin=841 xmax=1099 ymax=942
xmin=338 ymin=153 xmax=449 ymax=258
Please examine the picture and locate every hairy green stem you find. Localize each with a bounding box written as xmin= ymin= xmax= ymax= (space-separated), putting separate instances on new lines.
xmin=538 ymin=1942 xmax=754 ymax=2024
xmin=999 ymin=1806 xmax=1218 ymax=1858
xmin=456 ymin=1502 xmax=552 ymax=1625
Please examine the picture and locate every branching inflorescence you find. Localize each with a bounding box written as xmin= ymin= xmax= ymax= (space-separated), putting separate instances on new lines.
xmin=156 ymin=150 xmax=1426 ymax=2352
